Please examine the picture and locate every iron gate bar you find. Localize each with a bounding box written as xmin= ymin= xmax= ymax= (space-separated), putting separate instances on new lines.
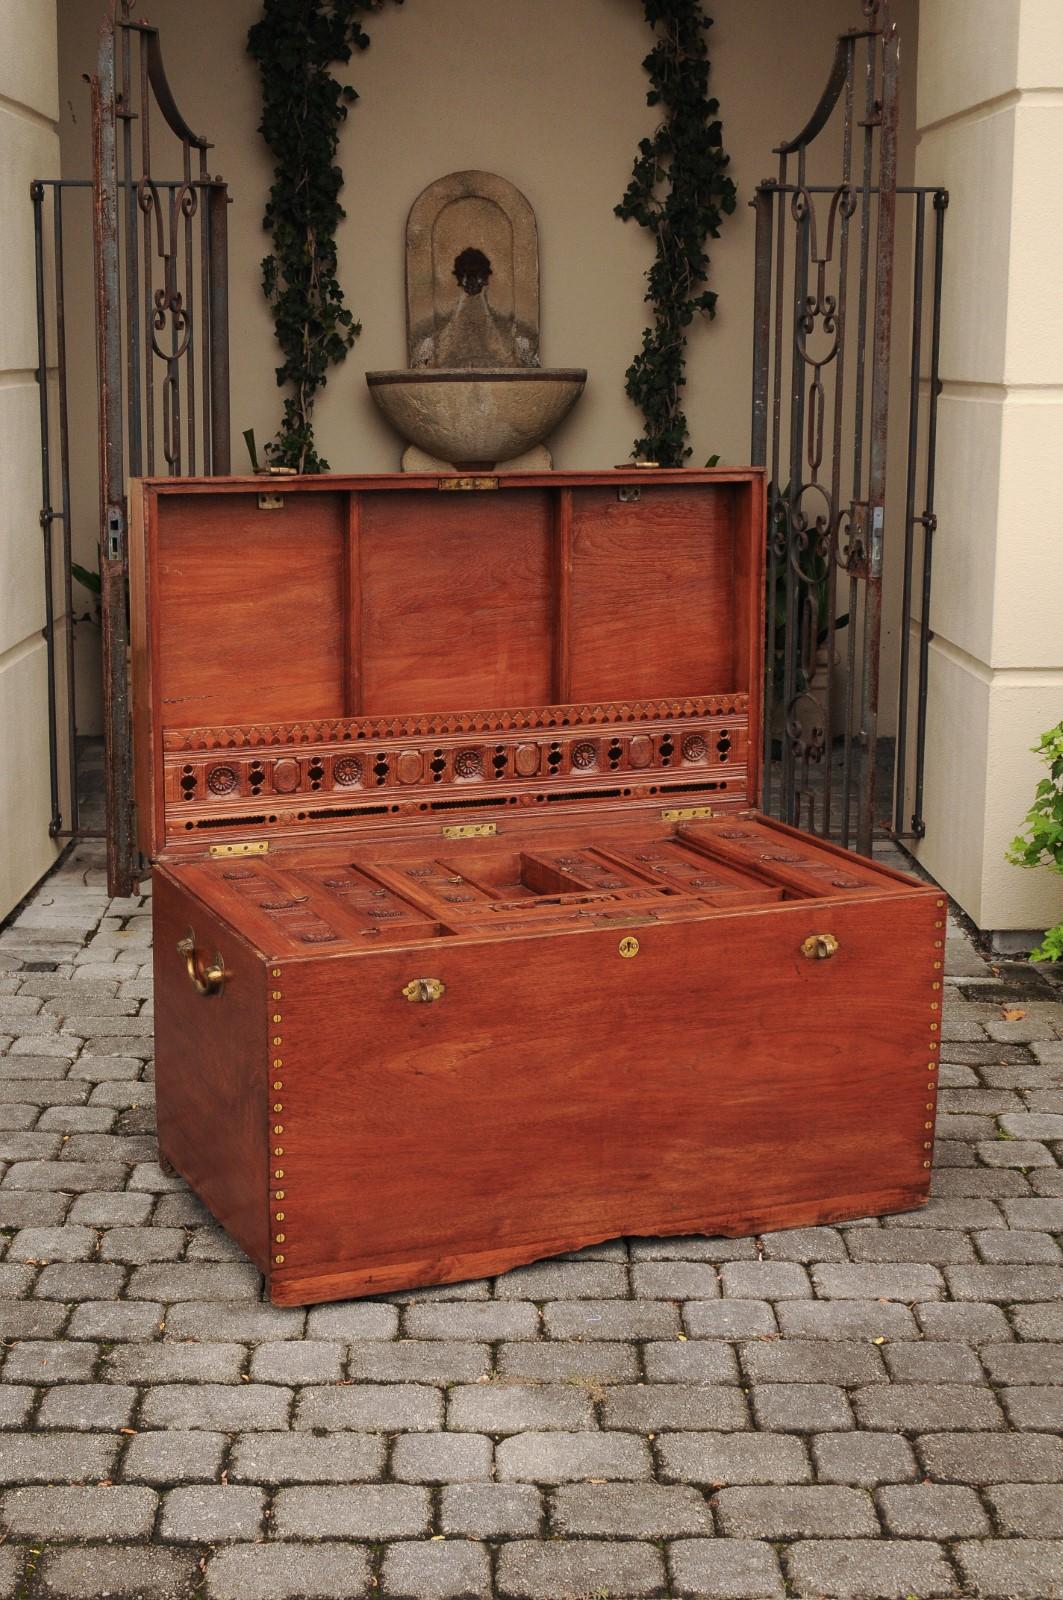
xmin=31 ymin=182 xmax=62 ymax=839
xmin=750 ymin=0 xmax=944 ymax=856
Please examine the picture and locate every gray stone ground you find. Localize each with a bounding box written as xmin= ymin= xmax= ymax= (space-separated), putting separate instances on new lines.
xmin=0 ymin=842 xmax=1062 ymax=1600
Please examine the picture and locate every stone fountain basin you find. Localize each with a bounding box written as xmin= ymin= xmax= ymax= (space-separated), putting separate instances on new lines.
xmin=366 ymin=367 xmax=586 ymax=468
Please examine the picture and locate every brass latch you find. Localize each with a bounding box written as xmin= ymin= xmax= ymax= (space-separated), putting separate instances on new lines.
xmin=209 ymin=840 xmax=269 ymax=859
xmin=402 ymin=977 xmax=446 ymax=1003
xmin=441 ymin=822 xmax=497 ymax=840
xmin=437 ymin=476 xmax=498 ymax=492
xmin=801 ymin=933 xmax=839 ymax=960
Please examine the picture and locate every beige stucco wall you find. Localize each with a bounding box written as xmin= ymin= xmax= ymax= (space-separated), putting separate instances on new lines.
xmin=0 ymin=0 xmax=62 ymax=919
xmin=913 ymin=0 xmax=1063 ymax=933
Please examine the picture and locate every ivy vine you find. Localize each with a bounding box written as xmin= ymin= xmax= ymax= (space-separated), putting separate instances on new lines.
xmin=247 ymin=0 xmax=402 ymax=473
xmin=616 ymin=0 xmax=736 ymax=466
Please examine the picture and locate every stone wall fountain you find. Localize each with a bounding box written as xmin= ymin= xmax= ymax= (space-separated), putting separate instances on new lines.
xmin=366 ymin=171 xmax=586 ymax=470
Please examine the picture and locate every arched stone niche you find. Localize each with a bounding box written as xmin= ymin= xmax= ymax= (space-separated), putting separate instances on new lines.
xmin=406 ymin=170 xmax=540 ymax=370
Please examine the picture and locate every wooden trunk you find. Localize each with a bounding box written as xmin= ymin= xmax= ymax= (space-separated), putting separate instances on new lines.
xmin=130 ymin=470 xmax=942 ymax=1306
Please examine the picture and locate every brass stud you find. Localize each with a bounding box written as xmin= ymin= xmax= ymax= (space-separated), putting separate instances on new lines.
xmin=934 ymin=940 xmax=942 ymax=948
xmin=272 ymin=968 xmax=281 ymax=977
xmin=272 ymin=1036 xmax=282 ymax=1046
xmin=274 ymin=1165 xmax=284 ymax=1176
xmin=273 ymin=1081 xmax=283 ymax=1091
xmin=923 ymin=1160 xmax=931 ymax=1168
xmin=930 ymin=1023 xmax=938 ymax=1031
xmin=274 ymin=1146 xmax=284 ymax=1156
xmin=930 ymin=1002 xmax=939 ymax=1010
xmin=274 ymin=1253 xmax=285 ymax=1264
xmin=932 ymin=982 xmax=941 ymax=990
xmin=272 ymin=1013 xmax=282 ymax=1024
xmin=926 ymin=1104 xmax=934 ymax=1111
xmin=274 ymin=1124 xmax=284 ymax=1135
xmin=273 ymin=1103 xmax=283 ymax=1113
xmin=273 ymin=1058 xmax=283 ymax=1068
xmin=933 ymin=961 xmax=942 ymax=970
xmin=924 ymin=1122 xmax=933 ymax=1130
xmin=272 ymin=991 xmax=282 ymax=1000
xmin=923 ymin=1141 xmax=933 ymax=1149
xmin=275 ymin=1211 xmax=285 ymax=1222
xmin=274 ymin=1189 xmax=285 ymax=1199
xmin=275 ymin=1232 xmax=286 ymax=1244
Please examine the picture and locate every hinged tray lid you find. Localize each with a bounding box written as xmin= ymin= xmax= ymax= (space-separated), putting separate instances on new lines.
xmin=130 ymin=469 xmax=765 ymax=861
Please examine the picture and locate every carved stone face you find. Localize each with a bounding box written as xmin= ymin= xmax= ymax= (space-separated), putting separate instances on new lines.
xmin=454 ymin=247 xmax=492 ymax=296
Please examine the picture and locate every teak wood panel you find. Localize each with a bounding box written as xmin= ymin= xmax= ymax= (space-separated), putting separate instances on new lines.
xmin=152 ymin=869 xmax=269 ymax=1273
xmin=264 ymin=890 xmax=938 ymax=1304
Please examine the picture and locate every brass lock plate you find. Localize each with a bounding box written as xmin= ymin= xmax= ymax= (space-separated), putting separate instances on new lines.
xmin=618 ymin=936 xmax=640 ymax=959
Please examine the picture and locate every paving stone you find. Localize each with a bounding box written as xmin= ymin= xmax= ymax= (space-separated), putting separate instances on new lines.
xmin=785 ymin=1538 xmax=959 ymax=1598
xmin=3 ymin=1161 xmax=126 ymax=1191
xmin=496 ymin=1539 xmax=664 ymax=1599
xmin=776 ymin=1300 xmax=919 ymax=1341
xmin=36 ymin=1106 xmax=115 ymax=1132
xmin=720 ymin=1260 xmax=811 ymax=1298
xmin=204 ymin=1543 xmax=370 ymax=1600
xmin=847 ymin=1226 xmax=975 ymax=1262
xmin=2 ymin=1339 xmax=97 ymax=1383
xmin=105 ymin=1341 xmax=246 ymax=1384
xmin=249 ymin=1340 xmax=343 ymax=1384
xmin=1002 ymin=1196 xmax=1063 ymax=1229
xmin=0 ymin=1262 xmax=36 ymax=1297
xmin=668 ymin=1538 xmax=785 ymax=1599
xmin=0 ymin=1302 xmax=67 ymax=1339
xmin=38 ymin=1546 xmax=199 ymax=1600
xmin=122 ymin=1430 xmax=229 ymax=1484
xmin=919 ymin=1430 xmax=1063 ymax=1482
xmin=37 ymin=1382 xmax=137 ymax=1431
xmin=272 ymin=1484 xmax=430 ymax=1539
xmin=392 ymin=1431 xmax=492 ymax=1483
xmin=404 ymin=1300 xmax=539 ymax=1340
xmin=629 ymin=1260 xmax=720 ymax=1299
xmin=66 ymin=1300 xmax=164 ymax=1341
xmin=751 ymin=1382 xmax=855 ymax=1431
xmin=811 ymin=1431 xmax=919 ymax=1486
xmin=851 ymin=1381 xmax=1005 ymax=1431
xmin=439 ymin=1482 xmax=542 ymax=1537
xmin=629 ymin=1234 xmax=757 ymax=1261
xmin=543 ymin=1298 xmax=679 ymax=1339
xmin=1013 ymin=1302 xmax=1063 ymax=1339
xmin=0 ymin=1431 xmax=118 ymax=1484
xmin=877 ymin=1481 xmax=990 ymax=1536
xmin=219 ymin=1411 xmax=360 ymax=1482
xmin=883 ymin=1341 xmax=985 ymax=1383
xmin=346 ymin=1339 xmax=490 ymax=1384
xmin=759 ymin=1225 xmax=848 ymax=1262
xmin=947 ymin=1263 xmax=1063 ymax=1301
xmin=447 ymin=1380 xmax=594 ymax=1433
xmin=931 ymin=1167 xmax=1029 ymax=1197
xmin=0 ymin=1193 xmax=70 ymax=1227
xmin=977 ymin=1137 xmax=1057 ymax=1167
xmin=977 ymin=1227 xmax=1062 ymax=1262
xmin=956 ymin=1540 xmax=1063 ymax=1599
xmin=682 ymin=1299 xmax=778 ymax=1337
xmin=142 ymin=1382 xmax=291 ymax=1431
xmin=1001 ymin=1384 xmax=1063 ymax=1428
xmin=740 ymin=1339 xmax=886 ymax=1386
xmin=601 ymin=1381 xmax=750 ymax=1431
xmin=34 ymin=1261 xmax=127 ymax=1299
xmin=127 ymin=1262 xmax=262 ymax=1300
xmin=499 ymin=1337 xmax=638 ymax=1382
xmin=984 ymin=1483 xmax=1063 ymax=1537
xmin=0 ymin=1132 xmax=62 ymax=1161
xmin=914 ymin=1300 xmax=1014 ymax=1341
xmin=380 ymin=1541 xmax=490 ymax=1600
xmin=0 ymin=1484 xmax=157 ymax=1539
xmin=0 ymin=1387 xmax=33 ymax=1429
xmin=811 ymin=1262 xmax=945 ymax=1300
xmin=99 ymin=1225 xmax=186 ymax=1262
xmin=295 ymin=1383 xmax=441 ymax=1432
xmin=164 ymin=1300 xmax=305 ymax=1341
xmin=496 ymin=1430 xmax=651 ymax=1482
xmin=495 ymin=1259 xmax=629 ymax=1299
xmin=714 ymin=1484 xmax=879 ymax=1538
xmin=642 ymin=1339 xmax=739 ymax=1384
xmin=160 ymin=1485 xmax=264 ymax=1542
xmin=303 ymin=1301 xmax=398 ymax=1339
xmin=388 ymin=1277 xmax=490 ymax=1304
xmin=657 ymin=1431 xmax=810 ymax=1486
xmin=552 ymin=1480 xmax=712 ymax=1537
xmin=981 ymin=1342 xmax=1063 ymax=1384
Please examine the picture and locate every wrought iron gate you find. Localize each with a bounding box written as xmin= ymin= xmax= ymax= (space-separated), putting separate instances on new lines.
xmin=32 ymin=0 xmax=230 ymax=895
xmin=751 ymin=0 xmax=946 ymax=855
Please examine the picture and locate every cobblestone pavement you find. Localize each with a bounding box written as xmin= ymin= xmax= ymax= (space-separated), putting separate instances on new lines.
xmin=0 ymin=843 xmax=1062 ymax=1599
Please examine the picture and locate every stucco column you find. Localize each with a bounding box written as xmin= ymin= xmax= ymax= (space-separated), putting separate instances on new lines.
xmin=0 ymin=0 xmax=61 ymax=918
xmin=914 ymin=0 xmax=1063 ymax=938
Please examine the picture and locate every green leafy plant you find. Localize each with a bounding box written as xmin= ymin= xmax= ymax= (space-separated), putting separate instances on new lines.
xmin=247 ymin=0 xmax=402 ymax=473
xmin=616 ymin=0 xmax=736 ymax=466
xmin=1007 ymin=722 xmax=1063 ymax=963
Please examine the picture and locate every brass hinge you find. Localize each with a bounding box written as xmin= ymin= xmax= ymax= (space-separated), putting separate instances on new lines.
xmin=437 ymin=476 xmax=498 ymax=492
xmin=208 ymin=840 xmax=270 ymax=859
xmin=662 ymin=806 xmax=715 ymax=822
xmin=441 ymin=822 xmax=497 ymax=839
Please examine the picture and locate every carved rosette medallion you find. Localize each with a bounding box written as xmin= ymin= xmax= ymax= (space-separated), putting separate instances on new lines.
xmin=571 ymin=742 xmax=598 ymax=770
xmin=206 ymin=764 xmax=239 ymax=796
xmin=682 ymin=735 xmax=708 ymax=762
xmin=454 ymin=749 xmax=483 ymax=779
xmin=332 ymin=756 xmax=364 ymax=787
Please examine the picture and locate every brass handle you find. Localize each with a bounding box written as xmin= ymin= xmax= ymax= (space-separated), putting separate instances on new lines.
xmin=402 ymin=977 xmax=445 ymax=1003
xmin=176 ymin=929 xmax=229 ymax=997
xmin=801 ymin=933 xmax=839 ymax=961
